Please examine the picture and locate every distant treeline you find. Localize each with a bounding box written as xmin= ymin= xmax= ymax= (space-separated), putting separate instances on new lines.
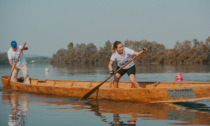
xmin=49 ymin=37 xmax=210 ymax=66
xmin=0 ymin=53 xmax=49 ymax=65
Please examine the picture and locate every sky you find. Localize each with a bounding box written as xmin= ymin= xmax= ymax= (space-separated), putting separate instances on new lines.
xmin=0 ymin=0 xmax=210 ymax=57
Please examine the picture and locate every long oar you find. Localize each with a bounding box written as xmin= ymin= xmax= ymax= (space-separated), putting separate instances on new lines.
xmin=2 ymin=42 xmax=26 ymax=90
xmin=80 ymin=49 xmax=146 ymax=100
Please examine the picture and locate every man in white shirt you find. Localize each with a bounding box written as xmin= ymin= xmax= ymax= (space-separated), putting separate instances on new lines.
xmin=7 ymin=41 xmax=30 ymax=84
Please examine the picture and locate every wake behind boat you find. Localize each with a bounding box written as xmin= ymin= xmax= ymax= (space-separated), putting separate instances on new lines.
xmin=1 ymin=75 xmax=210 ymax=102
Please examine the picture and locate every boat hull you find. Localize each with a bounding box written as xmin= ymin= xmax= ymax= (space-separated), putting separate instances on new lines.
xmin=1 ymin=75 xmax=210 ymax=102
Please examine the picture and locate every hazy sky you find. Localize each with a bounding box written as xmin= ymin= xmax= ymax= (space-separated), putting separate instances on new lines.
xmin=0 ymin=0 xmax=210 ymax=57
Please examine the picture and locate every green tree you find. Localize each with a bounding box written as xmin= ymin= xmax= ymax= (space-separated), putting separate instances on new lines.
xmin=67 ymin=42 xmax=74 ymax=50
xmin=49 ymin=37 xmax=210 ymax=66
xmin=98 ymin=40 xmax=112 ymax=65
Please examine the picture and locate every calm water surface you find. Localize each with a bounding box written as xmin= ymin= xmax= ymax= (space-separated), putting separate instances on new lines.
xmin=0 ymin=63 xmax=210 ymax=126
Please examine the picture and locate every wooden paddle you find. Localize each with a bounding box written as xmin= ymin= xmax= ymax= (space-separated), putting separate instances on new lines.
xmin=2 ymin=42 xmax=26 ymax=90
xmin=80 ymin=48 xmax=146 ymax=100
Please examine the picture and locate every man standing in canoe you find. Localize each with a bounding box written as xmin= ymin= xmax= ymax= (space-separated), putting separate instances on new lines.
xmin=108 ymin=41 xmax=147 ymax=88
xmin=7 ymin=41 xmax=30 ymax=84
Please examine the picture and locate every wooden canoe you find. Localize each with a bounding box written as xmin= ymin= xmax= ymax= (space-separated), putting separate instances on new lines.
xmin=1 ymin=75 xmax=210 ymax=102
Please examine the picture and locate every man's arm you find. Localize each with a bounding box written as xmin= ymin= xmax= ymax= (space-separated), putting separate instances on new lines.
xmin=133 ymin=48 xmax=147 ymax=56
xmin=108 ymin=60 xmax=115 ymax=75
xmin=108 ymin=60 xmax=114 ymax=71
xmin=9 ymin=59 xmax=15 ymax=69
xmin=21 ymin=46 xmax=28 ymax=50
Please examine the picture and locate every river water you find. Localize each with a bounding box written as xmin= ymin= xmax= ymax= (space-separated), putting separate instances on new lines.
xmin=0 ymin=63 xmax=210 ymax=126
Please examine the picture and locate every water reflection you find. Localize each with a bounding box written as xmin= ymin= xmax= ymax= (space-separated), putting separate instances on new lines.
xmin=1 ymin=91 xmax=210 ymax=126
xmin=2 ymin=91 xmax=28 ymax=126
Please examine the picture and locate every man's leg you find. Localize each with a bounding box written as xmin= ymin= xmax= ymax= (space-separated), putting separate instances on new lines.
xmin=113 ymin=73 xmax=121 ymax=88
xmin=129 ymin=74 xmax=140 ymax=88
xmin=11 ymin=68 xmax=19 ymax=82
xmin=127 ymin=66 xmax=140 ymax=88
xmin=20 ymin=64 xmax=30 ymax=84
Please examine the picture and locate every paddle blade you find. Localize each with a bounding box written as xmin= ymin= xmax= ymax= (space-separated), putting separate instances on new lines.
xmin=80 ymin=86 xmax=99 ymax=100
xmin=80 ymin=75 xmax=112 ymax=100
xmin=2 ymin=80 xmax=10 ymax=90
xmin=2 ymin=74 xmax=13 ymax=90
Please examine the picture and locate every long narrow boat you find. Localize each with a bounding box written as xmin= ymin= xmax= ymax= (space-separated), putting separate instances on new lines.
xmin=1 ymin=75 xmax=210 ymax=102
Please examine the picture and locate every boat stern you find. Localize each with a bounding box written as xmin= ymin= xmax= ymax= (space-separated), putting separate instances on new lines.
xmin=1 ymin=75 xmax=9 ymax=88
